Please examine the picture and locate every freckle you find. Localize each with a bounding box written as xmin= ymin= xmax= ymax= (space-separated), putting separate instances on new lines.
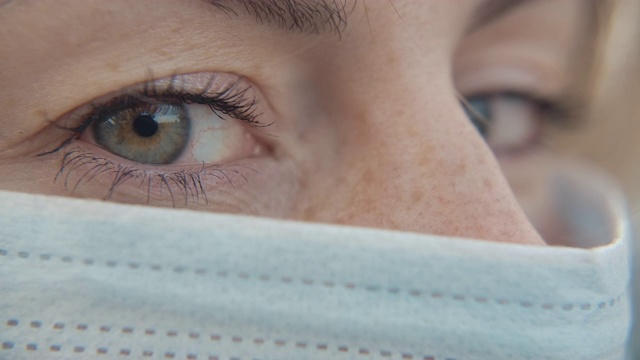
xmin=387 ymin=218 xmax=401 ymax=230
xmin=361 ymin=169 xmax=374 ymax=183
xmin=386 ymin=54 xmax=398 ymax=66
xmin=106 ymin=62 xmax=120 ymax=72
xmin=303 ymin=205 xmax=318 ymax=220
xmin=482 ymin=178 xmax=493 ymax=190
xmin=412 ymin=189 xmax=425 ymax=203
xmin=34 ymin=109 xmax=47 ymax=119
xmin=435 ymin=194 xmax=448 ymax=205
xmin=298 ymin=173 xmax=310 ymax=190
xmin=418 ymin=154 xmax=430 ymax=168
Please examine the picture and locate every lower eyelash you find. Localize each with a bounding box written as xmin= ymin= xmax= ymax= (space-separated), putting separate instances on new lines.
xmin=55 ymin=147 xmax=256 ymax=207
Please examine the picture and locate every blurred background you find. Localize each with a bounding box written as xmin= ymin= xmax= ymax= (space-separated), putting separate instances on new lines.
xmin=553 ymin=0 xmax=639 ymax=355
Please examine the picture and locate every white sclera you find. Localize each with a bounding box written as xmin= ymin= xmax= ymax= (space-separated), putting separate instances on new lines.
xmin=487 ymin=96 xmax=539 ymax=150
xmin=183 ymin=104 xmax=250 ymax=164
xmin=154 ymin=111 xmax=182 ymax=124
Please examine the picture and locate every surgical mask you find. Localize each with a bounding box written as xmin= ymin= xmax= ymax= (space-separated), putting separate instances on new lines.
xmin=0 ymin=164 xmax=631 ymax=360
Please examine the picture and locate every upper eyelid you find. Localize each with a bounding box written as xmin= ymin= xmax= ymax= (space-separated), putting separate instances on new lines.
xmin=38 ymin=73 xmax=271 ymax=158
xmin=453 ymin=63 xmax=566 ymax=101
xmin=54 ymin=73 xmax=264 ymax=124
xmin=142 ymin=77 xmax=264 ymax=125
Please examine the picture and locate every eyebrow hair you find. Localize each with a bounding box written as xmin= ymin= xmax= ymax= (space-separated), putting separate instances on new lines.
xmin=206 ymin=0 xmax=350 ymax=36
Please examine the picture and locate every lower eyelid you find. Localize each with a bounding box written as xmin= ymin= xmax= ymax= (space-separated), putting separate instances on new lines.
xmin=50 ymin=145 xmax=268 ymax=208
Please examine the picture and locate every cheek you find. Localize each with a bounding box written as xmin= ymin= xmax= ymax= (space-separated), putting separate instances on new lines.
xmin=0 ymin=157 xmax=61 ymax=194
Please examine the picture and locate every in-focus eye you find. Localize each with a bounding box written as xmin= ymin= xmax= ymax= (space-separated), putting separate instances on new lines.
xmin=93 ymin=102 xmax=190 ymax=164
xmin=462 ymin=93 xmax=563 ymax=154
xmin=57 ymin=73 xmax=272 ymax=168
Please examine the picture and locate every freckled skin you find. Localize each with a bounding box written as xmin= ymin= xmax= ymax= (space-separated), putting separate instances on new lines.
xmin=282 ymin=3 xmax=545 ymax=244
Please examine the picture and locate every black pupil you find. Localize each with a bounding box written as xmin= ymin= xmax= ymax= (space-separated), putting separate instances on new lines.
xmin=133 ymin=113 xmax=159 ymax=138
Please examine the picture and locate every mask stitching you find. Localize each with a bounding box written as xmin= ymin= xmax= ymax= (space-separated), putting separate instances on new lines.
xmin=0 ymin=248 xmax=624 ymax=312
xmin=2 ymin=319 xmax=451 ymax=360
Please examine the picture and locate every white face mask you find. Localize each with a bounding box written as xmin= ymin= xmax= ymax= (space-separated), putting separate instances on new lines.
xmin=0 ymin=165 xmax=631 ymax=360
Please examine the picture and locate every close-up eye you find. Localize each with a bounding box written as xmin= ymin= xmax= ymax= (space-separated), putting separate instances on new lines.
xmin=81 ymin=91 xmax=265 ymax=166
xmin=58 ymin=73 xmax=268 ymax=166
xmin=461 ymin=93 xmax=570 ymax=154
xmin=26 ymin=73 xmax=286 ymax=209
xmin=0 ymin=0 xmax=637 ymax=359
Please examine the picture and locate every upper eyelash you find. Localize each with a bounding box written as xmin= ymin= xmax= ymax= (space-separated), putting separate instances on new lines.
xmin=141 ymin=76 xmax=266 ymax=126
xmin=38 ymin=75 xmax=269 ymax=157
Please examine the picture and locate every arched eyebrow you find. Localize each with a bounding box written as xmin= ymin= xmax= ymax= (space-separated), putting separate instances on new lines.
xmin=206 ymin=0 xmax=350 ymax=36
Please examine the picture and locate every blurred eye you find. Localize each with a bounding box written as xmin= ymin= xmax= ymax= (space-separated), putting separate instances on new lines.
xmin=462 ymin=93 xmax=559 ymax=153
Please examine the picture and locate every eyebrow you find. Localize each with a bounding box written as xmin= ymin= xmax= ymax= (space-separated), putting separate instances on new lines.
xmin=206 ymin=0 xmax=350 ymax=36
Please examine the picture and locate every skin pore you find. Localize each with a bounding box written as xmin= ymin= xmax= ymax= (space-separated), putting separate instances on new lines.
xmin=0 ymin=0 xmax=592 ymax=246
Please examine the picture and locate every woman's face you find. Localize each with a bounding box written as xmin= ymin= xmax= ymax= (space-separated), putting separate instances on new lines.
xmin=0 ymin=0 xmax=591 ymax=245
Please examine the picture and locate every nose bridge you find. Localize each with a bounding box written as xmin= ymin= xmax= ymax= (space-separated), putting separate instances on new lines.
xmin=341 ymin=44 xmax=464 ymax=186
xmin=344 ymin=23 xmax=459 ymax=164
xmin=320 ymin=58 xmax=545 ymax=245
xmin=292 ymin=13 xmax=545 ymax=244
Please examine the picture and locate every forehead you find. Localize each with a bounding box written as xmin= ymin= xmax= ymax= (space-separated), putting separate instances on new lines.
xmin=0 ymin=0 xmax=591 ymax=118
xmin=0 ymin=0 xmax=590 ymax=36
